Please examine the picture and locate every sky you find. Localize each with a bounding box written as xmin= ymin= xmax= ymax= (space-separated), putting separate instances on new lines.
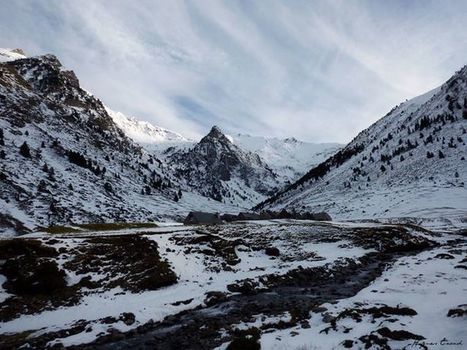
xmin=1 ymin=0 xmax=467 ymax=143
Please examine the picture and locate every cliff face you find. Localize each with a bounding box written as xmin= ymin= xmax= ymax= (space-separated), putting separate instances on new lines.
xmin=0 ymin=54 xmax=238 ymax=233
xmin=167 ymin=126 xmax=281 ymax=206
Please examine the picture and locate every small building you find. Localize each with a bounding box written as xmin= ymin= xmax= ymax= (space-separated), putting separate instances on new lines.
xmin=259 ymin=211 xmax=273 ymax=220
xmin=310 ymin=212 xmax=332 ymax=221
xmin=220 ymin=213 xmax=238 ymax=222
xmin=184 ymin=211 xmax=222 ymax=225
xmin=237 ymin=212 xmax=262 ymax=221
xmin=276 ymin=209 xmax=293 ymax=219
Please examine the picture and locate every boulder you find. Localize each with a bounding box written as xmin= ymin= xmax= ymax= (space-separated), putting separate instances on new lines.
xmin=120 ymin=312 xmax=136 ymax=326
xmin=226 ymin=280 xmax=260 ymax=295
xmin=204 ymin=291 xmax=228 ymax=306
xmin=265 ymin=247 xmax=280 ymax=256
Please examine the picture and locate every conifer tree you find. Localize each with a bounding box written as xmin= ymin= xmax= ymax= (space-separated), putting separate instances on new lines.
xmin=19 ymin=141 xmax=31 ymax=158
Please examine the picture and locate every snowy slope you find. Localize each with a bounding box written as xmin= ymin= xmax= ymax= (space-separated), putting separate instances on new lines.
xmin=0 ymin=51 xmax=245 ymax=234
xmin=257 ymin=236 xmax=467 ymax=350
xmin=167 ymin=126 xmax=282 ymax=207
xmin=105 ymin=107 xmax=193 ymax=149
xmin=229 ymin=133 xmax=341 ymax=182
xmin=258 ymin=66 xmax=467 ymax=221
xmin=0 ymin=48 xmax=26 ymax=62
xmin=105 ymin=110 xmax=342 ymax=206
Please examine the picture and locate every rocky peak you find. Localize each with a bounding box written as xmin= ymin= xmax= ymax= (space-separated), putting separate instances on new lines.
xmin=10 ymin=48 xmax=25 ymax=56
xmin=8 ymin=55 xmax=80 ymax=92
xmin=200 ymin=125 xmax=231 ymax=145
xmin=457 ymin=64 xmax=467 ymax=76
xmin=284 ymin=137 xmax=298 ymax=144
xmin=1 ymin=54 xmax=124 ymax=141
xmin=167 ymin=125 xmax=281 ymax=205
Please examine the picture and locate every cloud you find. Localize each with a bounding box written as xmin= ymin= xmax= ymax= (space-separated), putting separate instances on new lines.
xmin=1 ymin=0 xmax=466 ymax=143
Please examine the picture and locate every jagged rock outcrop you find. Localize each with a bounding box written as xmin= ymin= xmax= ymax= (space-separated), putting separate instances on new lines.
xmin=167 ymin=126 xmax=281 ymax=206
xmin=0 ymin=53 xmax=237 ymax=234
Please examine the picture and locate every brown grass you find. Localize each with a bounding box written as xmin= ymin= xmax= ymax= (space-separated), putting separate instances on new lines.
xmin=42 ymin=222 xmax=158 ymax=234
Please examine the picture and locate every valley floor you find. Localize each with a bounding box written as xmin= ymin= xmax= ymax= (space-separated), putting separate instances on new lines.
xmin=0 ymin=220 xmax=465 ymax=349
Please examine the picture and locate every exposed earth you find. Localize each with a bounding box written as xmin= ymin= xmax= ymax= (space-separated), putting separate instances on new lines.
xmin=0 ymin=220 xmax=465 ymax=349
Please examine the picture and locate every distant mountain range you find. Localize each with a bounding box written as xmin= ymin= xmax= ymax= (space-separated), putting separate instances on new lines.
xmin=228 ymin=133 xmax=341 ymax=183
xmin=1 ymin=48 xmax=465 ymax=234
xmin=109 ymin=108 xmax=341 ymax=206
xmin=0 ymin=48 xmax=340 ymax=233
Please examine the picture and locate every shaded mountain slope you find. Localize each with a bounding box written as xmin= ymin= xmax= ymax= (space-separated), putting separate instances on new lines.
xmin=0 ymin=52 xmax=240 ymax=234
xmin=256 ymin=66 xmax=467 ymax=220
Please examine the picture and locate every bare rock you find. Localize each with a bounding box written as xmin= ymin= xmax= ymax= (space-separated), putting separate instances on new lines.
xmin=265 ymin=247 xmax=280 ymax=257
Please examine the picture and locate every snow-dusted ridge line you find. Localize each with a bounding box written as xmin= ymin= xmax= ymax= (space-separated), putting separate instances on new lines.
xmin=258 ymin=65 xmax=467 ymax=222
xmin=105 ymin=106 xmax=192 ymax=145
xmin=0 ymin=48 xmax=27 ymax=62
xmin=0 ymin=51 xmax=248 ymax=233
xmin=227 ymin=132 xmax=342 ymax=175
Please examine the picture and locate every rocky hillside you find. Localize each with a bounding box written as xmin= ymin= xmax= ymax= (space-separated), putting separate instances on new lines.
xmin=108 ymin=110 xmax=342 ymax=199
xmin=257 ymin=66 xmax=467 ymax=220
xmin=3 ymin=220 xmax=457 ymax=349
xmin=166 ymin=126 xmax=281 ymax=207
xmin=0 ymin=50 xmax=240 ymax=234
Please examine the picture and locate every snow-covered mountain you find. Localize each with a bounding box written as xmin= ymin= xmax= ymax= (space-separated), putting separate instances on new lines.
xmin=0 ymin=51 xmax=242 ymax=234
xmin=228 ymin=133 xmax=341 ymax=182
xmin=108 ymin=108 xmax=341 ymax=183
xmin=106 ymin=111 xmax=342 ymax=204
xmin=257 ymin=66 xmax=467 ymax=220
xmin=106 ymin=107 xmax=192 ymax=148
xmin=166 ymin=126 xmax=281 ymax=207
xmin=103 ymin=112 xmax=296 ymax=206
xmin=0 ymin=48 xmax=26 ymax=62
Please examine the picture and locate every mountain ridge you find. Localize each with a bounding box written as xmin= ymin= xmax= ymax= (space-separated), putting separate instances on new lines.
xmin=0 ymin=52 xmax=243 ymax=234
xmin=2 ymin=49 xmax=464 ymax=233
xmin=256 ymin=65 xmax=467 ymax=220
xmin=105 ymin=106 xmax=343 ymax=196
xmin=165 ymin=125 xmax=280 ymax=207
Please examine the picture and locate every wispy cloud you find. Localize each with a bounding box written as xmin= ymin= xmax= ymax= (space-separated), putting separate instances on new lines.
xmin=1 ymin=0 xmax=466 ymax=142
